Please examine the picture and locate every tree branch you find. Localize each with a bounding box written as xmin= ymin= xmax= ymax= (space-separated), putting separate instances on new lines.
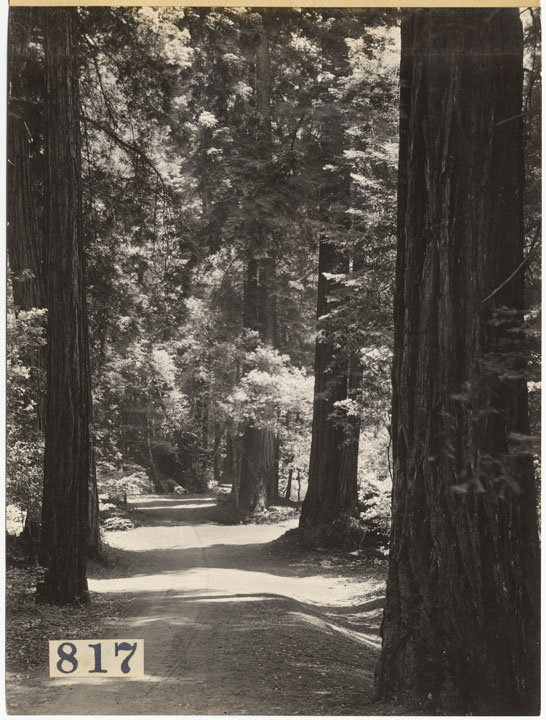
xmin=481 ymin=228 xmax=541 ymax=306
xmin=80 ymin=114 xmax=167 ymax=189
xmin=81 ymin=34 xmax=119 ymax=132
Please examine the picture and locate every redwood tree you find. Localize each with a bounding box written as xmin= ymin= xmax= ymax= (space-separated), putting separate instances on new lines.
xmin=375 ymin=9 xmax=540 ymax=713
xmin=37 ymin=7 xmax=92 ymax=604
xmin=299 ymin=239 xmax=360 ymax=539
xmin=238 ymin=15 xmax=279 ymax=513
xmin=299 ymin=28 xmax=361 ymax=542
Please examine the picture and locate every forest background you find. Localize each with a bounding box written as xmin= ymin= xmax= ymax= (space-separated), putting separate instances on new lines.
xmin=6 ymin=2 xmax=541 ymax=582
xmin=7 ymin=6 xmax=408 ymax=549
xmin=4 ymin=5 xmax=542 ymax=714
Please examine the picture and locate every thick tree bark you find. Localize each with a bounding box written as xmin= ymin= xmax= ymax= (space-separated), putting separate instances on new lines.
xmin=375 ymin=10 xmax=540 ymax=714
xmin=37 ymin=8 xmax=91 ymax=605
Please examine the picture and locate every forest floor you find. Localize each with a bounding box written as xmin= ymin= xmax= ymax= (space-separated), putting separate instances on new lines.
xmin=6 ymin=491 xmax=407 ymax=716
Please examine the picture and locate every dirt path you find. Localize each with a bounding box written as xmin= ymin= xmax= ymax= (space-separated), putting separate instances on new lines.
xmin=7 ymin=494 xmax=390 ymax=715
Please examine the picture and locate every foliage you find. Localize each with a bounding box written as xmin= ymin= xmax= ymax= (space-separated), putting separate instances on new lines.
xmin=6 ymin=291 xmax=46 ymax=531
xmin=96 ymin=462 xmax=152 ymax=502
xmin=228 ymin=342 xmax=315 ymax=489
xmin=358 ymin=427 xmax=391 ymax=537
xmin=522 ymin=8 xmax=541 ymax=309
xmin=7 ymin=8 xmax=540 ymax=541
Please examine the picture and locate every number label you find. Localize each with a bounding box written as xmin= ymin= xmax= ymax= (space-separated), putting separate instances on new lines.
xmin=49 ymin=640 xmax=144 ymax=678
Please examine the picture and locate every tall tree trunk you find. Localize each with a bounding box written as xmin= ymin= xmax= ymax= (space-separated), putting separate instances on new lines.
xmin=200 ymin=388 xmax=210 ymax=489
xmin=231 ymin=433 xmax=242 ymax=511
xmin=299 ymin=65 xmax=361 ymax=540
xmin=239 ymin=258 xmax=278 ymax=511
xmin=146 ymin=408 xmax=161 ymax=491
xmin=212 ymin=424 xmax=222 ymax=485
xmin=268 ymin=434 xmax=280 ymax=503
xmin=9 ymin=9 xmax=101 ymax=558
xmin=238 ymin=18 xmax=279 ymax=513
xmin=37 ymin=7 xmax=91 ymax=605
xmin=239 ymin=426 xmax=270 ymax=512
xmin=285 ymin=467 xmax=293 ymax=501
xmin=299 ymin=243 xmax=359 ymax=535
xmin=375 ymin=9 xmax=539 ymax=714
xmin=224 ymin=430 xmax=235 ymax=484
xmin=189 ymin=387 xmax=210 ymax=493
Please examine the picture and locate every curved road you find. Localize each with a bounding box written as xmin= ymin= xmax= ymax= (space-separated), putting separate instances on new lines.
xmin=8 ymin=494 xmax=387 ymax=715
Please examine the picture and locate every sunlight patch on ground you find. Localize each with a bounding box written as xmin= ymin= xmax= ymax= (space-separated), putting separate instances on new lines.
xmin=95 ymin=509 xmax=377 ymax=609
xmin=133 ymin=502 xmax=217 ymax=511
xmin=105 ymin=520 xmax=298 ymax=552
xmin=288 ymin=610 xmax=381 ymax=648
xmin=51 ymin=673 xmax=173 ymax=686
xmin=130 ymin=495 xmax=217 ymax=506
xmin=167 ymin=594 xmax=274 ymax=603
xmin=89 ymin=566 xmax=374 ymax=608
xmin=123 ymin=615 xmax=209 ymax=627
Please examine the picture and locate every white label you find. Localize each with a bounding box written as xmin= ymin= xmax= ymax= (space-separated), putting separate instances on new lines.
xmin=49 ymin=639 xmax=144 ymax=678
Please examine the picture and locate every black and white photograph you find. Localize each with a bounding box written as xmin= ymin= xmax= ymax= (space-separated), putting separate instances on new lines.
xmin=5 ymin=1 xmax=541 ymax=715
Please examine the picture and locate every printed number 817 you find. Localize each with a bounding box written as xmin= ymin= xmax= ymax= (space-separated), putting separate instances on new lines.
xmin=49 ymin=640 xmax=144 ymax=678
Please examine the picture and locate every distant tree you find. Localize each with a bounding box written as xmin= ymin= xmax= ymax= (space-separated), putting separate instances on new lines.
xmin=298 ymin=106 xmax=359 ymax=539
xmin=37 ymin=8 xmax=92 ymax=604
xmin=299 ymin=11 xmax=398 ymax=544
xmin=238 ymin=13 xmax=279 ymax=513
xmin=375 ymin=9 xmax=540 ymax=713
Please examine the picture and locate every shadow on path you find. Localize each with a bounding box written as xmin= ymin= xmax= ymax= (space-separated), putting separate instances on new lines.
xmin=7 ymin=493 xmax=391 ymax=716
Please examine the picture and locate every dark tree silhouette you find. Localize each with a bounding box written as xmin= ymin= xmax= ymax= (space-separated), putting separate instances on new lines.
xmin=37 ymin=7 xmax=92 ymax=604
xmin=375 ymin=9 xmax=540 ymax=714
